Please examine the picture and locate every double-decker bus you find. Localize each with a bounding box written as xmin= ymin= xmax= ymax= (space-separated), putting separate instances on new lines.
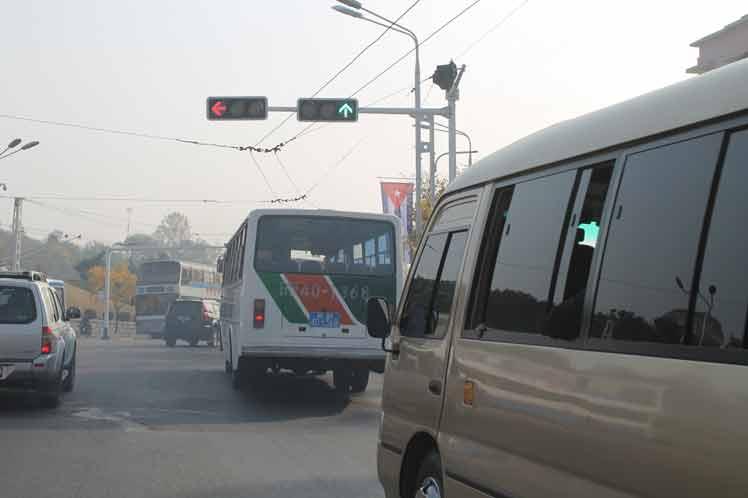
xmin=220 ymin=209 xmax=403 ymax=394
xmin=135 ymin=260 xmax=221 ymax=337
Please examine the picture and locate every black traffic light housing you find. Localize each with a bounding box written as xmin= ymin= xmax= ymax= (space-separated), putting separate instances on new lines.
xmin=207 ymin=96 xmax=268 ymax=120
xmin=297 ymin=98 xmax=358 ymax=122
xmin=432 ymin=61 xmax=458 ymax=91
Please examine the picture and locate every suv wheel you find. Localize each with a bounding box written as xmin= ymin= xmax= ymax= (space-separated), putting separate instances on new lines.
xmin=165 ymin=335 xmax=176 ymax=347
xmin=62 ymin=350 xmax=76 ymax=393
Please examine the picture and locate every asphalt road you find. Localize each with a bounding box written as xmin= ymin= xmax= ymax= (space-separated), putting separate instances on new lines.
xmin=0 ymin=337 xmax=385 ymax=498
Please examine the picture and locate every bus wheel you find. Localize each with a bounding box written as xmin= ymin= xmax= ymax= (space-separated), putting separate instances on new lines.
xmin=350 ymin=366 xmax=369 ymax=394
xmin=333 ymin=367 xmax=352 ymax=394
xmin=232 ymin=362 xmax=245 ymax=390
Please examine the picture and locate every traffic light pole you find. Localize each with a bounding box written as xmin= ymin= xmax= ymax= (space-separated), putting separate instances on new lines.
xmin=447 ymin=65 xmax=467 ymax=182
xmin=267 ymin=105 xmax=447 ymax=116
xmin=266 ymin=104 xmax=449 ymax=236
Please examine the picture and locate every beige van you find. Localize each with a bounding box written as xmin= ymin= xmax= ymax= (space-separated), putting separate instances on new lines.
xmin=366 ymin=58 xmax=748 ymax=498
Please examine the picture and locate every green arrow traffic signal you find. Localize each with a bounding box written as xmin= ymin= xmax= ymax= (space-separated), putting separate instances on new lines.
xmin=297 ymin=98 xmax=358 ymax=122
xmin=338 ymin=103 xmax=354 ymax=118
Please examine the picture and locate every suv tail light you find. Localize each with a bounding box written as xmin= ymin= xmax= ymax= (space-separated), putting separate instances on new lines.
xmin=41 ymin=326 xmax=55 ymax=355
xmin=253 ymin=299 xmax=265 ymax=329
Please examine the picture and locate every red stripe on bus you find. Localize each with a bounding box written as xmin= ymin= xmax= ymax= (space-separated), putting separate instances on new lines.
xmin=284 ymin=274 xmax=353 ymax=325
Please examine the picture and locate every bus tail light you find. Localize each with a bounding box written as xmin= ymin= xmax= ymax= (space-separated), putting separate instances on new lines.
xmin=253 ymin=299 xmax=265 ymax=329
xmin=41 ymin=326 xmax=55 ymax=354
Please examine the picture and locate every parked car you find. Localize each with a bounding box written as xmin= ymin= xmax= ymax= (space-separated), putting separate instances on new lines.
xmin=164 ymin=298 xmax=220 ymax=347
xmin=0 ymin=271 xmax=80 ymax=408
xmin=367 ymin=59 xmax=748 ymax=498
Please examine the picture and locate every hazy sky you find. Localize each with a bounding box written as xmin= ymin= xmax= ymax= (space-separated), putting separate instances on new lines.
xmin=0 ymin=0 xmax=744 ymax=246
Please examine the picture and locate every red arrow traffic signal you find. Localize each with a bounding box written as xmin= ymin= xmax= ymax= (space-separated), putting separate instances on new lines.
xmin=210 ymin=100 xmax=227 ymax=117
xmin=206 ymin=97 xmax=268 ymax=120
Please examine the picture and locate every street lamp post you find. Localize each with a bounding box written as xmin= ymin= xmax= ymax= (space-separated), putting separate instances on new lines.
xmin=434 ymin=150 xmax=478 ymax=172
xmin=434 ymin=122 xmax=473 ymax=166
xmin=332 ymin=1 xmax=424 ymax=233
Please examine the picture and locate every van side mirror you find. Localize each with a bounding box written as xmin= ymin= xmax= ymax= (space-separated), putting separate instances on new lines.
xmin=66 ymin=306 xmax=81 ymax=320
xmin=366 ymin=297 xmax=391 ymax=339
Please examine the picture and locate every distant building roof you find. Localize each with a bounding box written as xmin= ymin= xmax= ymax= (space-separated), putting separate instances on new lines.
xmin=691 ymin=15 xmax=748 ymax=46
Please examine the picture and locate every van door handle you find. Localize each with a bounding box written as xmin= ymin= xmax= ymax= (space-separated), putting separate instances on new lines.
xmin=428 ymin=379 xmax=442 ymax=396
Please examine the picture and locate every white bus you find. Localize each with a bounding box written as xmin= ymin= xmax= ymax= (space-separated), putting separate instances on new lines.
xmin=135 ymin=260 xmax=221 ymax=337
xmin=220 ymin=209 xmax=403 ymax=394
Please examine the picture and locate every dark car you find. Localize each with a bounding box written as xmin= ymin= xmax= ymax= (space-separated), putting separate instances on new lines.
xmin=164 ymin=299 xmax=220 ymax=347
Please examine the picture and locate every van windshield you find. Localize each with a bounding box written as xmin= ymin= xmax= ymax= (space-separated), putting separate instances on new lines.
xmin=0 ymin=286 xmax=37 ymax=324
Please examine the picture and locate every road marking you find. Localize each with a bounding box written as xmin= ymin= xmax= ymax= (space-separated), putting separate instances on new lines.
xmin=72 ymin=407 xmax=148 ymax=432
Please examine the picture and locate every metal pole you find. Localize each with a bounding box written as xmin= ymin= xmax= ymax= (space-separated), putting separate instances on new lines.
xmin=447 ymin=95 xmax=457 ymax=182
xmin=428 ymin=115 xmax=436 ymax=203
xmin=103 ymin=249 xmax=112 ymax=340
xmin=11 ymin=198 xmax=23 ymax=271
xmin=267 ymin=105 xmax=448 ymax=116
xmin=413 ymin=40 xmax=423 ymax=234
xmin=447 ymin=65 xmax=467 ymax=182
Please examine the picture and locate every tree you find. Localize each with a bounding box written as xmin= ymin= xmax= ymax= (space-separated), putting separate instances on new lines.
xmin=408 ymin=175 xmax=449 ymax=251
xmin=154 ymin=212 xmax=191 ymax=248
xmin=87 ymin=262 xmax=136 ymax=334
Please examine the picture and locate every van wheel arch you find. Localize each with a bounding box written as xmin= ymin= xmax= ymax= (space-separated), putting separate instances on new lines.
xmin=399 ymin=432 xmax=440 ymax=498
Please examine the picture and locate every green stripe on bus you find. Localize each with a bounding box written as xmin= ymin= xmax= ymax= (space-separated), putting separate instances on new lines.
xmin=328 ymin=275 xmax=396 ymax=324
xmin=257 ymin=272 xmax=308 ymax=324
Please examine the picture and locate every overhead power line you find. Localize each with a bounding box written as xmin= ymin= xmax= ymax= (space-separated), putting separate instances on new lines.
xmin=348 ymin=0 xmax=483 ymax=98
xmin=253 ymin=0 xmax=424 ymax=148
xmin=455 ymin=0 xmax=530 ymax=59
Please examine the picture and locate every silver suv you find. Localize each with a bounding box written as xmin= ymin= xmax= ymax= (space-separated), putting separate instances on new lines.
xmin=0 ymin=272 xmax=80 ymax=408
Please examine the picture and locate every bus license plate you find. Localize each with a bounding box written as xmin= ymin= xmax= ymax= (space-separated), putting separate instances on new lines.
xmin=309 ymin=312 xmax=341 ymax=328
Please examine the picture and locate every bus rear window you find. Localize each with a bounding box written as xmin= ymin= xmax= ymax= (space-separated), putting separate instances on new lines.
xmin=138 ymin=262 xmax=180 ymax=284
xmin=0 ymin=286 xmax=37 ymax=324
xmin=255 ymin=216 xmax=396 ymax=276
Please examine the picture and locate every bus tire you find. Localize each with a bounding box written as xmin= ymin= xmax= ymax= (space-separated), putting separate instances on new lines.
xmin=350 ymin=366 xmax=369 ymax=394
xmin=231 ymin=362 xmax=245 ymax=390
xmin=333 ymin=367 xmax=352 ymax=394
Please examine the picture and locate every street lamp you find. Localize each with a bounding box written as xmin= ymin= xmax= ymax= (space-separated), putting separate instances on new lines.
xmin=434 ymin=122 xmax=473 ymax=166
xmin=0 ymin=138 xmax=22 ymax=157
xmin=0 ymin=139 xmax=39 ymax=161
xmin=435 ymin=150 xmax=478 ymax=171
xmin=332 ymin=0 xmax=425 ymax=232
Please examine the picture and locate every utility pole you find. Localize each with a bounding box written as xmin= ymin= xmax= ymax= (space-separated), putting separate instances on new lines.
xmin=427 ymin=115 xmax=436 ymax=203
xmin=11 ymin=197 xmax=24 ymax=271
xmin=447 ymin=65 xmax=467 ymax=182
xmin=126 ymin=208 xmax=132 ymax=239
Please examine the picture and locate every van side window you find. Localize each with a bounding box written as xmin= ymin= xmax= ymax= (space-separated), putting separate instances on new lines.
xmin=694 ymin=129 xmax=748 ymax=349
xmin=432 ymin=200 xmax=476 ymax=229
xmin=591 ymin=133 xmax=722 ymax=344
xmin=482 ymin=170 xmax=576 ymax=335
xmin=400 ymin=230 xmax=468 ymax=338
xmin=546 ymin=164 xmax=614 ymax=339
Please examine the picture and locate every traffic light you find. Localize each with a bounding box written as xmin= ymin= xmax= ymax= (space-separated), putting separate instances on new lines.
xmin=297 ymin=98 xmax=358 ymax=122
xmin=432 ymin=61 xmax=457 ymax=91
xmin=206 ymin=97 xmax=268 ymax=120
